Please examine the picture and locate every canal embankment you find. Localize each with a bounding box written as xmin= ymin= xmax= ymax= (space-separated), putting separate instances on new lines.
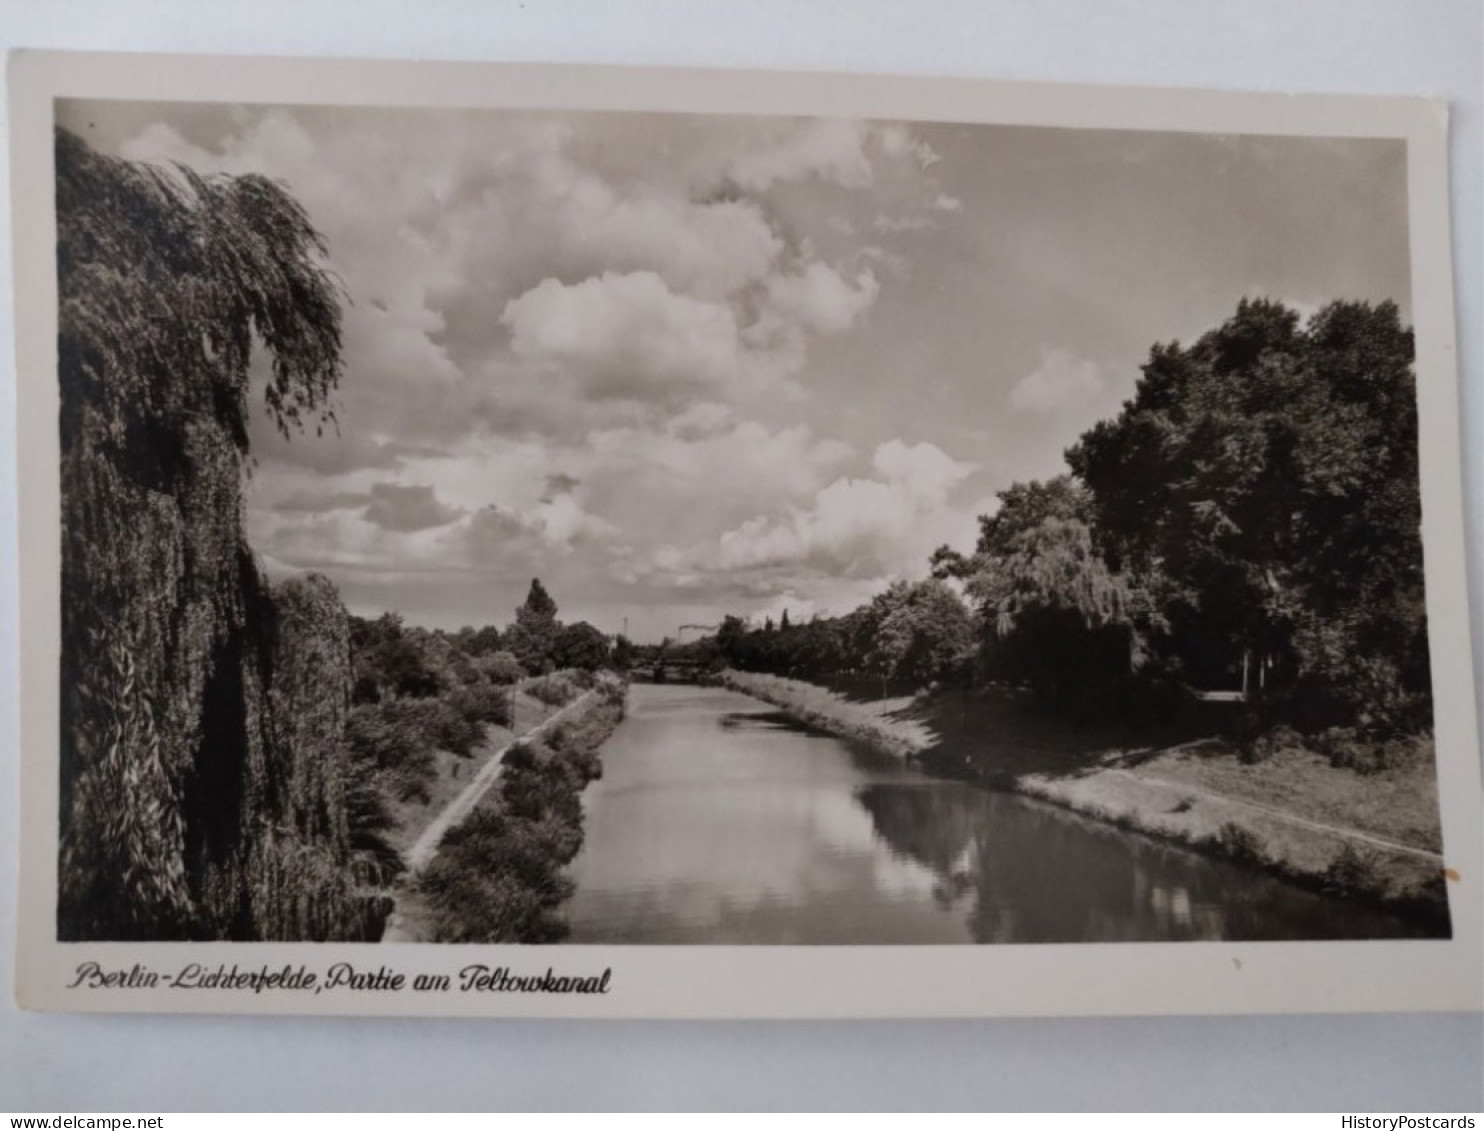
xmin=380 ymin=674 xmax=592 ymax=862
xmin=717 ymin=669 xmax=1449 ymax=924
xmin=382 ymin=674 xmax=627 ymax=942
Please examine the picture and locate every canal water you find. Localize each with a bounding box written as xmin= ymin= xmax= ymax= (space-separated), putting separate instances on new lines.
xmin=564 ymin=683 xmax=1436 ymax=944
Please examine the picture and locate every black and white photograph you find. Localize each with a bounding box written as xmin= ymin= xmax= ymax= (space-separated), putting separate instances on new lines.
xmin=10 ymin=54 xmax=1481 ymax=1018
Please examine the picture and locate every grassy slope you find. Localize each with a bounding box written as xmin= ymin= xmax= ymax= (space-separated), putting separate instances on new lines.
xmin=383 ymin=679 xmax=624 ymax=943
xmin=719 ymin=670 xmax=1447 ymax=912
xmin=383 ymin=684 xmax=565 ymax=855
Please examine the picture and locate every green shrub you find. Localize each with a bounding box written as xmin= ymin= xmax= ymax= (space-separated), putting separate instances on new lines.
xmin=1312 ymin=726 xmax=1431 ymax=776
xmin=528 ymin=672 xmax=578 ymax=707
xmin=344 ymin=695 xmax=483 ymax=801
xmin=1239 ymin=723 xmax=1302 ymax=766
xmin=419 ymin=810 xmax=575 ymax=943
xmin=482 ymin=651 xmax=525 ymax=686
xmin=415 ymin=688 xmax=627 ymax=943
xmin=1214 ymin=821 xmax=1268 ymax=866
xmin=448 ymin=681 xmax=511 ymax=728
xmin=1323 ymin=843 xmax=1384 ymax=897
xmin=410 ymin=698 xmax=482 ymax=758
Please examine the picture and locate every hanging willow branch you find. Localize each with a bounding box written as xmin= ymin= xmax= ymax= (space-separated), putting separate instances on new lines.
xmin=55 ymin=128 xmax=374 ymax=941
xmin=55 ymin=127 xmax=344 ymax=451
xmin=967 ymin=516 xmax=1133 ymax=640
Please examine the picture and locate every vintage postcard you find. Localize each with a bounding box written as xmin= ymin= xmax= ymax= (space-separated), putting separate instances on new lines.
xmin=8 ymin=51 xmax=1481 ymax=1018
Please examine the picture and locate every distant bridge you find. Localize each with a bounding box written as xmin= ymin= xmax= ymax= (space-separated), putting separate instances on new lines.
xmin=631 ymin=655 xmax=710 ymax=685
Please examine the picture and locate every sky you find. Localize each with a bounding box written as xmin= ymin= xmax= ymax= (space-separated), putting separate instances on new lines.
xmin=58 ymin=101 xmax=1411 ymax=641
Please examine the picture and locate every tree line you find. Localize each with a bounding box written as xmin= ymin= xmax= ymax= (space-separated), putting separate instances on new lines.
xmin=343 ymin=578 xmax=623 ymax=816
xmin=707 ymin=299 xmax=1431 ymax=763
xmin=342 ymin=578 xmax=629 ymax=942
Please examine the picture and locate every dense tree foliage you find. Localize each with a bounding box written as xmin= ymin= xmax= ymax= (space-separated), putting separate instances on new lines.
xmin=711 ymin=585 xmax=969 ymax=692
xmin=350 ymin=613 xmax=441 ymax=703
xmin=455 ymin=624 xmax=504 ymax=657
xmin=611 ymin=634 xmax=637 ymax=672
xmin=977 ymin=524 xmax=1135 ymax=706
xmin=554 ymin=621 xmax=612 ymax=672
xmin=704 ymin=298 xmax=1430 ymax=747
xmin=507 ymin=579 xmax=561 ymax=674
xmin=342 ymin=577 xmax=619 ymax=811
xmin=929 ymin=476 xmax=1167 ymax=710
xmin=345 ymin=612 xmax=508 ymax=805
xmin=54 ymin=128 xmax=391 ymax=940
xmin=865 ymin=580 xmax=975 ymax=688
xmin=1067 ymin=298 xmax=1427 ymax=731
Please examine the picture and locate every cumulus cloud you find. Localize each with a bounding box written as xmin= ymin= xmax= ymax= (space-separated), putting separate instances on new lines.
xmin=249 ymin=506 xmax=455 ymax=578
xmin=705 ymin=439 xmax=976 ymax=578
xmin=1008 ymin=349 xmax=1104 ymax=413
xmin=877 ymin=123 xmax=941 ymax=169
xmin=726 ymin=119 xmax=875 ymax=191
xmin=501 ymin=271 xmax=767 ymax=399
xmin=454 ymin=128 xmax=787 ymax=303
xmin=87 ymin=102 xmax=973 ymax=636
xmin=106 ymin=107 xmax=921 ymax=466
xmin=582 ymin=416 xmax=855 ymax=550
xmin=872 ymin=212 xmax=935 ymax=234
xmin=871 ymin=438 xmax=975 ymax=500
xmin=363 ymin=482 xmax=464 ymax=532
xmin=452 ymin=493 xmax=620 ymax=583
xmin=563 ymin=193 xmax=781 ymax=302
xmin=762 ymin=262 xmax=879 ymax=335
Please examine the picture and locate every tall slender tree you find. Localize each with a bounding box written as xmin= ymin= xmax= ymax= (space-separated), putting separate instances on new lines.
xmin=507 ymin=579 xmax=561 ymax=674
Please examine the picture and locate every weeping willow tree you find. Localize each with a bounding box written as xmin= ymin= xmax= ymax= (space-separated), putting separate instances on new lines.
xmin=969 ymin=517 xmax=1130 ymax=635
xmin=964 ymin=516 xmax=1143 ymax=708
xmin=937 ymin=478 xmax=1156 ymax=711
xmin=56 ymin=127 xmax=384 ymax=940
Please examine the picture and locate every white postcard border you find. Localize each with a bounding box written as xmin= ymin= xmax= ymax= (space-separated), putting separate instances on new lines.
xmin=9 ymin=49 xmax=1481 ymax=1019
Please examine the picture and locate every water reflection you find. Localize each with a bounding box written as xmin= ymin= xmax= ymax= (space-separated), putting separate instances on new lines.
xmin=856 ymin=782 xmax=1434 ymax=942
xmin=565 ymin=684 xmax=1435 ymax=944
xmin=566 ymin=685 xmax=965 ymax=943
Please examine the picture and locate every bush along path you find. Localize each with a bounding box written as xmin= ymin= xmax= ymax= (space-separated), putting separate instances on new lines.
xmin=381 ymin=675 xmax=627 ymax=943
xmin=403 ymin=687 xmax=601 ymax=873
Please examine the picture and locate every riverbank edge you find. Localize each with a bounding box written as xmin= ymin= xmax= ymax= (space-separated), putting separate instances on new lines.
xmin=403 ymin=685 xmax=604 ymax=872
xmin=381 ymin=676 xmax=626 ymax=942
xmin=716 ymin=669 xmax=1450 ymax=930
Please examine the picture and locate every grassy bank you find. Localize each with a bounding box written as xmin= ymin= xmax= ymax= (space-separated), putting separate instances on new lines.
xmin=718 ymin=669 xmax=1448 ymax=923
xmin=392 ymin=675 xmax=627 ymax=943
xmin=716 ymin=670 xmax=932 ymax=759
xmin=380 ymin=677 xmax=581 ymax=857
